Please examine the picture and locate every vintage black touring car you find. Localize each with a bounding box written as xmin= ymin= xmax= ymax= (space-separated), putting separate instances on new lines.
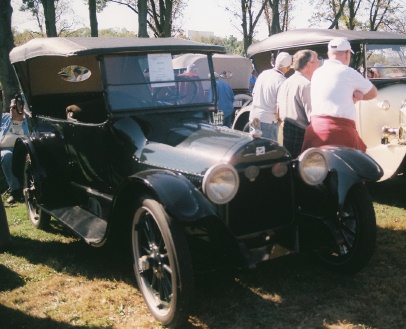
xmin=10 ymin=37 xmax=383 ymax=327
xmin=233 ymin=28 xmax=406 ymax=181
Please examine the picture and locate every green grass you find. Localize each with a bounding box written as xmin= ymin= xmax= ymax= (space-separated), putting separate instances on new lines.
xmin=1 ymin=178 xmax=406 ymax=329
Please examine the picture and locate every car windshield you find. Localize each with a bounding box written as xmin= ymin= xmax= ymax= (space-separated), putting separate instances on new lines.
xmin=366 ymin=44 xmax=406 ymax=79
xmin=103 ymin=53 xmax=215 ymax=112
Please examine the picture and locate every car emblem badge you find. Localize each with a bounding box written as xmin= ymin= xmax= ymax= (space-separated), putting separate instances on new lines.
xmin=256 ymin=146 xmax=265 ymax=156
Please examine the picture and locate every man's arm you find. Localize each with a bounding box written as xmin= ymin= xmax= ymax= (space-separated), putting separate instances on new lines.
xmin=353 ymin=85 xmax=378 ymax=103
xmin=362 ymin=85 xmax=378 ymax=100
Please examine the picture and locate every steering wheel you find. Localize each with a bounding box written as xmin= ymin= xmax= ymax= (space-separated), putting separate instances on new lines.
xmin=152 ymin=76 xmax=200 ymax=105
xmin=152 ymin=85 xmax=179 ymax=104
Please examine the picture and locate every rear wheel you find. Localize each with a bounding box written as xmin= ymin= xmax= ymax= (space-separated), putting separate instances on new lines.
xmin=131 ymin=196 xmax=194 ymax=327
xmin=317 ymin=183 xmax=376 ymax=274
xmin=23 ymin=154 xmax=50 ymax=229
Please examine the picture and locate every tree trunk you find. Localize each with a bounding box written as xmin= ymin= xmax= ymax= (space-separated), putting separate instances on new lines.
xmin=268 ymin=0 xmax=282 ymax=34
xmin=0 ymin=0 xmax=12 ymax=246
xmin=41 ymin=0 xmax=57 ymax=37
xmin=0 ymin=0 xmax=20 ymax=111
xmin=89 ymin=0 xmax=98 ymax=37
xmin=162 ymin=0 xmax=173 ymax=37
xmin=138 ymin=0 xmax=149 ymax=37
xmin=240 ymin=0 xmax=266 ymax=56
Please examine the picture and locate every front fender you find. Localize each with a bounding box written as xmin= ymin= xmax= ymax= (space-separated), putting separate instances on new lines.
xmin=13 ymin=137 xmax=45 ymax=182
xmin=121 ymin=169 xmax=217 ymax=222
xmin=317 ymin=146 xmax=383 ymax=207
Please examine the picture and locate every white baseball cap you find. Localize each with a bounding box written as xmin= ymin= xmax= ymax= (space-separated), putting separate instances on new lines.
xmin=328 ymin=37 xmax=354 ymax=54
xmin=274 ymin=52 xmax=292 ymax=68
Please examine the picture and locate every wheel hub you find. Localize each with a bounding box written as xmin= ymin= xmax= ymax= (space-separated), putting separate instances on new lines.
xmin=138 ymin=245 xmax=165 ymax=279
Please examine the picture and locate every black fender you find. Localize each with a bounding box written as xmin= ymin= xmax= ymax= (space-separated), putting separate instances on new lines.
xmin=13 ymin=135 xmax=70 ymax=203
xmin=114 ymin=169 xmax=217 ymax=222
xmin=111 ymin=170 xmax=242 ymax=270
xmin=306 ymin=146 xmax=383 ymax=209
xmin=12 ymin=137 xmax=47 ymax=193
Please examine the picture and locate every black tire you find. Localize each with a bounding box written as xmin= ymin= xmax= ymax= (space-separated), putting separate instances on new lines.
xmin=131 ymin=196 xmax=194 ymax=327
xmin=23 ymin=154 xmax=51 ymax=229
xmin=317 ymin=183 xmax=376 ymax=274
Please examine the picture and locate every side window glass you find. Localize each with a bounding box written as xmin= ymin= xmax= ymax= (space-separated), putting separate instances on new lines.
xmin=59 ymin=65 xmax=91 ymax=82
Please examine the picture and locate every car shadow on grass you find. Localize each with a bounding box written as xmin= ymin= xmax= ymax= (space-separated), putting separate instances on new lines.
xmin=3 ymin=233 xmax=134 ymax=284
xmin=0 ymin=304 xmax=93 ymax=329
xmin=187 ymin=224 xmax=406 ymax=329
xmin=367 ymin=175 xmax=406 ymax=209
xmin=187 ymin=177 xmax=406 ymax=328
xmin=0 ymin=264 xmax=25 ymax=292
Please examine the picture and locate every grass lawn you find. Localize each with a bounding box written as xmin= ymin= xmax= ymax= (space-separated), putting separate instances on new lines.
xmin=0 ymin=178 xmax=405 ymax=329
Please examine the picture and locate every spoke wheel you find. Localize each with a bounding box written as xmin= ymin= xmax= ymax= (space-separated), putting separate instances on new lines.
xmin=23 ymin=154 xmax=50 ymax=229
xmin=132 ymin=196 xmax=193 ymax=327
xmin=317 ymin=183 xmax=376 ymax=274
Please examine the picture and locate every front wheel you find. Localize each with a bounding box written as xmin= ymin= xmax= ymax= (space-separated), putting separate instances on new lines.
xmin=131 ymin=196 xmax=194 ymax=327
xmin=317 ymin=183 xmax=376 ymax=274
xmin=23 ymin=154 xmax=50 ymax=229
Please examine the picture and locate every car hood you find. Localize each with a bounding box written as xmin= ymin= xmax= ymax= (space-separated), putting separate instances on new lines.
xmin=137 ymin=124 xmax=288 ymax=176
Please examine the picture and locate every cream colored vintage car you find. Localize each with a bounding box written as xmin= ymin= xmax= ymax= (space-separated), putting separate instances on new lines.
xmin=233 ymin=29 xmax=406 ymax=180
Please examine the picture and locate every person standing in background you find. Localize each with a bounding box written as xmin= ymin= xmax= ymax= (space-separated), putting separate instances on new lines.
xmin=178 ymin=63 xmax=206 ymax=103
xmin=1 ymin=96 xmax=28 ymax=204
xmin=277 ymin=49 xmax=319 ymax=158
xmin=249 ymin=69 xmax=258 ymax=94
xmin=249 ymin=52 xmax=293 ymax=141
xmin=302 ymin=37 xmax=377 ymax=152
xmin=213 ymin=72 xmax=235 ymax=128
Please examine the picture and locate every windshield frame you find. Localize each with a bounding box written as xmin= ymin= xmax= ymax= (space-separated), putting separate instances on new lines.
xmin=101 ymin=52 xmax=217 ymax=115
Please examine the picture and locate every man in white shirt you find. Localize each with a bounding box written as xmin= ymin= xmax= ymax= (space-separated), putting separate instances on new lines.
xmin=302 ymin=37 xmax=377 ymax=152
xmin=249 ymin=52 xmax=292 ymax=141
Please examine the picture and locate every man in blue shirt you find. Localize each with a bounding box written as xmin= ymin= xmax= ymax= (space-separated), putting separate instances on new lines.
xmin=249 ymin=69 xmax=258 ymax=94
xmin=214 ymin=72 xmax=235 ymax=128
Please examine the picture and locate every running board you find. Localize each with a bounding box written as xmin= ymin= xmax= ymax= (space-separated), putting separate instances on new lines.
xmin=46 ymin=206 xmax=107 ymax=245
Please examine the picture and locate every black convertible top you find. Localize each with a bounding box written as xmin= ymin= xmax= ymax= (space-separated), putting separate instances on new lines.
xmin=247 ymin=28 xmax=406 ymax=58
xmin=10 ymin=37 xmax=226 ymax=63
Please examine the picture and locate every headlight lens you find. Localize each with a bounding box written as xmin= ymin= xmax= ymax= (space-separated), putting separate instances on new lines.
xmin=203 ymin=163 xmax=239 ymax=204
xmin=298 ymin=149 xmax=328 ymax=185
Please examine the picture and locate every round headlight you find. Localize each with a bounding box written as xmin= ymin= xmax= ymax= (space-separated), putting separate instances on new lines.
xmin=298 ymin=149 xmax=328 ymax=185
xmin=202 ymin=163 xmax=239 ymax=204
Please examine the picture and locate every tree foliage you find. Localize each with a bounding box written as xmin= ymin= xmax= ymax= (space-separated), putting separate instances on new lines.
xmin=189 ymin=34 xmax=245 ymax=55
xmin=366 ymin=0 xmax=404 ymax=32
xmin=224 ymin=0 xmax=267 ymax=56
xmin=223 ymin=0 xmax=294 ymax=55
xmin=106 ymin=0 xmax=185 ymax=37
xmin=20 ymin=0 xmax=57 ymax=36
xmin=19 ymin=0 xmax=82 ymax=36
xmin=309 ymin=0 xmax=405 ymax=31
xmin=264 ymin=0 xmax=292 ymax=35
